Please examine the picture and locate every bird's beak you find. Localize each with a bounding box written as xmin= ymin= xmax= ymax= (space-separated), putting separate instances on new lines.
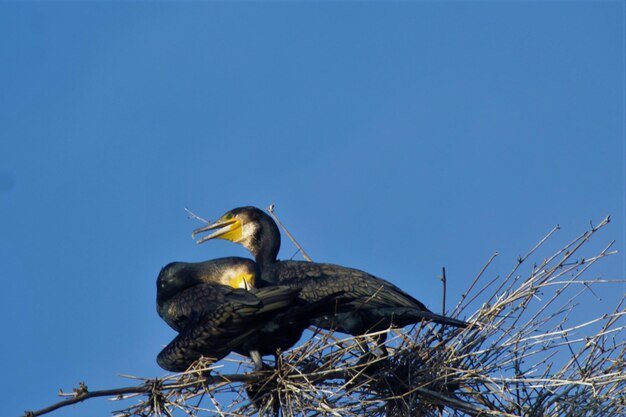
xmin=232 ymin=273 xmax=255 ymax=290
xmin=192 ymin=217 xmax=242 ymax=244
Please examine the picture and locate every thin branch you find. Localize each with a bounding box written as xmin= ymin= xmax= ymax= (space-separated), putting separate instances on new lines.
xmin=266 ymin=204 xmax=313 ymax=262
xmin=440 ymin=267 xmax=447 ymax=315
xmin=24 ymin=383 xmax=153 ymax=417
xmin=184 ymin=207 xmax=211 ymax=225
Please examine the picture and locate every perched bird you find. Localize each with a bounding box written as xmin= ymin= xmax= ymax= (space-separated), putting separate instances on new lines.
xmin=156 ymin=257 xmax=340 ymax=371
xmin=192 ymin=206 xmax=468 ymax=341
xmin=157 ymin=257 xmax=257 ymax=332
xmin=157 ymin=285 xmax=302 ymax=372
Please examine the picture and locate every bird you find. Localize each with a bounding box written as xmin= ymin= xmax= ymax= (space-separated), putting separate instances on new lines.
xmin=157 ymin=257 xmax=257 ymax=332
xmin=191 ymin=206 xmax=468 ymax=343
xmin=156 ymin=257 xmax=341 ymax=372
xmin=157 ymin=283 xmax=300 ymax=372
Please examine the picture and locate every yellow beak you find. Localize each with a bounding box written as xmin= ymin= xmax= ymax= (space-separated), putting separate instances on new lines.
xmin=231 ymin=273 xmax=255 ymax=290
xmin=192 ymin=217 xmax=243 ymax=244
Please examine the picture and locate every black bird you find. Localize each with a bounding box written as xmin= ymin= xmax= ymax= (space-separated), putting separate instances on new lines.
xmin=157 ymin=282 xmax=299 ymax=372
xmin=157 ymin=257 xmax=257 ymax=332
xmin=156 ymin=257 xmax=339 ymax=372
xmin=192 ymin=207 xmax=468 ymax=341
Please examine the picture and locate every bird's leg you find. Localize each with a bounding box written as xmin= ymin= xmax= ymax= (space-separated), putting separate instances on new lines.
xmin=350 ymin=331 xmax=390 ymax=388
xmin=250 ymin=350 xmax=265 ymax=371
xmin=247 ymin=351 xmax=280 ymax=417
xmin=375 ymin=333 xmax=390 ymax=356
xmin=272 ymin=348 xmax=284 ymax=369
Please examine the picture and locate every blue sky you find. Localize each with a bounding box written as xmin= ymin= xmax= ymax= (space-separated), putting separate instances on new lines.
xmin=1 ymin=3 xmax=624 ymax=416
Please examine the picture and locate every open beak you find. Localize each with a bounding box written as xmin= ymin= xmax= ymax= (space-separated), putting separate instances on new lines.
xmin=192 ymin=217 xmax=241 ymax=244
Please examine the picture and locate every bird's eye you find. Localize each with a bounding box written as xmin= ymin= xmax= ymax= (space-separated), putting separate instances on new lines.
xmin=224 ymin=213 xmax=234 ymax=220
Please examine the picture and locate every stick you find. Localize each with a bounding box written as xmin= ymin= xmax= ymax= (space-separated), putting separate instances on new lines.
xmin=266 ymin=204 xmax=313 ymax=262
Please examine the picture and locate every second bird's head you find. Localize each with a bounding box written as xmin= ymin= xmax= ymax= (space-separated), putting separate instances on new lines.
xmin=156 ymin=257 xmax=257 ymax=305
xmin=192 ymin=206 xmax=280 ymax=263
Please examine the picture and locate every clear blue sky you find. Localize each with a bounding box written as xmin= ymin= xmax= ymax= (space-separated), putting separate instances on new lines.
xmin=1 ymin=3 xmax=624 ymax=416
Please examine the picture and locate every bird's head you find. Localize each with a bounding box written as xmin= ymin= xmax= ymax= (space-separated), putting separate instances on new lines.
xmin=156 ymin=258 xmax=257 ymax=305
xmin=192 ymin=206 xmax=280 ymax=264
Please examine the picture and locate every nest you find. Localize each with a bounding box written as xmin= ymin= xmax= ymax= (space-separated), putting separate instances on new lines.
xmin=26 ymin=217 xmax=624 ymax=417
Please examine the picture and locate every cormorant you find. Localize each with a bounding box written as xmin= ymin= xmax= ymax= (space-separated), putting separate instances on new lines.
xmin=156 ymin=257 xmax=342 ymax=372
xmin=157 ymin=257 xmax=257 ymax=332
xmin=157 ymin=283 xmax=300 ymax=372
xmin=192 ymin=207 xmax=468 ymax=341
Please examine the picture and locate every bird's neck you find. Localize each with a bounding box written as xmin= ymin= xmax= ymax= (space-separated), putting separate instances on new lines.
xmin=251 ymin=218 xmax=280 ymax=270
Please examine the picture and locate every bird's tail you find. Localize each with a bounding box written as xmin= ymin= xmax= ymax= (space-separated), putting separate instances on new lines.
xmin=414 ymin=310 xmax=469 ymax=328
xmin=390 ymin=308 xmax=469 ymax=328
